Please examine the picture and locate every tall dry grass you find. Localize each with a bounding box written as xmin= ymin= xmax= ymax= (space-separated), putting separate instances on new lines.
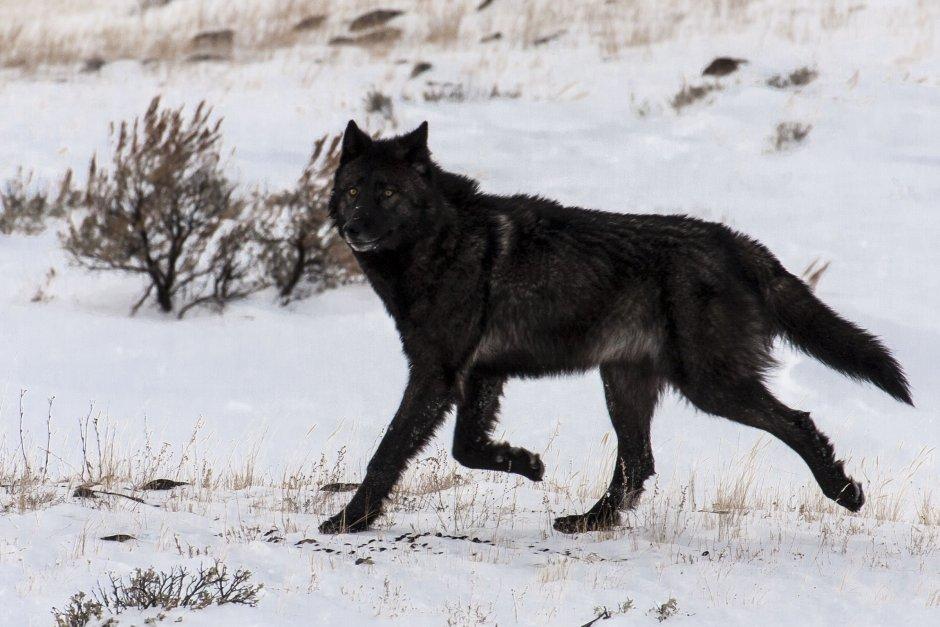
xmin=4 ymin=0 xmax=932 ymax=71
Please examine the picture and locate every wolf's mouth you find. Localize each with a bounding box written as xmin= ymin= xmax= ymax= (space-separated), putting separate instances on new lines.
xmin=346 ymin=235 xmax=384 ymax=252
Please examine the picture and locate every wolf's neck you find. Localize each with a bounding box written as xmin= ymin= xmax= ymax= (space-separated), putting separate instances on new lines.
xmin=431 ymin=165 xmax=480 ymax=208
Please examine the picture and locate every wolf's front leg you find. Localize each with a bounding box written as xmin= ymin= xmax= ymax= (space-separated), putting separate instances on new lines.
xmin=319 ymin=371 xmax=454 ymax=534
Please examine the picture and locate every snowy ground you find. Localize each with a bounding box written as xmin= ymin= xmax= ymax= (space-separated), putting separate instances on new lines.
xmin=1 ymin=1 xmax=938 ymax=625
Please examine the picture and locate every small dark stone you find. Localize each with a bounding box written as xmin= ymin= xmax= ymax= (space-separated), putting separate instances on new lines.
xmin=320 ymin=482 xmax=360 ymax=492
xmin=355 ymin=557 xmax=374 ymax=565
xmin=702 ymin=57 xmax=748 ymax=77
xmin=480 ymin=32 xmax=502 ymax=43
xmin=294 ymin=15 xmax=327 ymax=32
xmin=139 ymin=479 xmax=188 ymax=491
xmin=350 ymin=9 xmax=403 ymax=32
xmin=190 ymin=29 xmax=234 ymax=49
xmin=186 ymin=53 xmax=229 ymax=63
xmin=73 ymin=486 xmax=97 ymax=498
xmin=81 ymin=57 xmax=106 ymax=73
xmin=411 ymin=62 xmax=432 ymax=79
xmin=331 ymin=28 xmax=402 ymax=48
xmin=533 ymin=30 xmax=566 ymax=46
xmin=100 ymin=534 xmax=136 ymax=542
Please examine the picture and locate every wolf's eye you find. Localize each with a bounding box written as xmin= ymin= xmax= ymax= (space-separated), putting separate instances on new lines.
xmin=383 ymin=189 xmax=394 ymax=198
xmin=348 ymin=187 xmax=358 ymax=197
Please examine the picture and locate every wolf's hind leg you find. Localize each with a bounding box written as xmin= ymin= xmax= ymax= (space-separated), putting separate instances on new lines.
xmin=679 ymin=378 xmax=864 ymax=512
xmin=554 ymin=361 xmax=661 ymax=534
xmin=452 ymin=373 xmax=544 ymax=481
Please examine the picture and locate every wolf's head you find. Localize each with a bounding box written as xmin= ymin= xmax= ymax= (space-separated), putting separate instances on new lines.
xmin=329 ymin=120 xmax=439 ymax=253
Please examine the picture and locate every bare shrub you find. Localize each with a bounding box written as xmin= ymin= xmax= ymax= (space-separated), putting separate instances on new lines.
xmin=768 ymin=66 xmax=818 ymax=89
xmin=62 ymin=97 xmax=266 ymax=317
xmin=670 ymin=82 xmax=722 ymax=111
xmin=253 ymin=135 xmax=358 ymax=302
xmin=364 ymin=88 xmax=396 ymax=126
xmin=650 ymin=597 xmax=679 ymax=622
xmin=421 ymin=81 xmax=521 ymax=103
xmin=770 ymin=121 xmax=813 ymax=151
xmin=1 ymin=169 xmax=80 ymax=235
xmin=52 ymin=562 xmax=262 ymax=625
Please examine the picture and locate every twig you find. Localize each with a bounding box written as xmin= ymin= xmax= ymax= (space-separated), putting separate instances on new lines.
xmin=79 ymin=403 xmax=94 ymax=481
xmin=18 ymin=390 xmax=31 ymax=478
xmin=42 ymin=395 xmax=54 ymax=481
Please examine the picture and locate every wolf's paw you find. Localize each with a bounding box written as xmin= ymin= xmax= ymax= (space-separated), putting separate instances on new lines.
xmin=553 ymin=510 xmax=620 ymax=534
xmin=833 ymin=479 xmax=865 ymax=512
xmin=514 ymin=449 xmax=544 ymax=482
xmin=319 ymin=510 xmax=374 ymax=534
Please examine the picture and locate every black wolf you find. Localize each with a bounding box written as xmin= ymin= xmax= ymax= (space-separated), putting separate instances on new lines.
xmin=319 ymin=121 xmax=912 ymax=534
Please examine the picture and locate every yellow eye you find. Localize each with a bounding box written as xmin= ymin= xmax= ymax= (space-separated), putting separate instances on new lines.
xmin=348 ymin=187 xmax=358 ymax=197
xmin=383 ymin=189 xmax=393 ymax=198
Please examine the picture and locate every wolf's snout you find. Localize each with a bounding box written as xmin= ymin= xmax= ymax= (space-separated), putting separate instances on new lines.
xmin=342 ymin=219 xmax=386 ymax=251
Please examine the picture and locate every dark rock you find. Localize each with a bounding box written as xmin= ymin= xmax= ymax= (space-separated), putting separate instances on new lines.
xmin=139 ymin=479 xmax=188 ymax=491
xmin=101 ymin=534 xmax=136 ymax=542
xmin=329 ymin=28 xmax=402 ymax=48
xmin=410 ymin=61 xmax=432 ymax=79
xmin=533 ymin=30 xmax=566 ymax=46
xmin=294 ymin=15 xmax=327 ymax=32
xmin=73 ymin=485 xmax=97 ymax=498
xmin=480 ymin=32 xmax=502 ymax=43
xmin=190 ymin=29 xmax=235 ymax=50
xmin=319 ymin=482 xmax=360 ymax=492
xmin=350 ymin=9 xmax=403 ymax=32
xmin=81 ymin=56 xmax=106 ymax=73
xmin=702 ymin=57 xmax=748 ymax=77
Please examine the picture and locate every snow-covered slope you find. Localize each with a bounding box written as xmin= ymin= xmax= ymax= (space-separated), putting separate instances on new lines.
xmin=0 ymin=1 xmax=937 ymax=624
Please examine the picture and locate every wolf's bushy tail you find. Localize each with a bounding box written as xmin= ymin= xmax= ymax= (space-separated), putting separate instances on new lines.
xmin=764 ymin=269 xmax=912 ymax=405
xmin=734 ymin=235 xmax=913 ymax=405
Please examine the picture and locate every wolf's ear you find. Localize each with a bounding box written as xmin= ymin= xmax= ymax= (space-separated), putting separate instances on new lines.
xmin=340 ymin=120 xmax=372 ymax=164
xmin=399 ymin=121 xmax=430 ymax=174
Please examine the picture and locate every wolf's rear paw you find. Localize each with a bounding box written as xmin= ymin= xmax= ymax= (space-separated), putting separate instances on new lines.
xmin=833 ymin=479 xmax=865 ymax=512
xmin=553 ymin=510 xmax=620 ymax=534
xmin=319 ymin=510 xmax=374 ymax=534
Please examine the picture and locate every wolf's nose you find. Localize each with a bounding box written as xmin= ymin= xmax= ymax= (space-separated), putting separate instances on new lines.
xmin=344 ymin=221 xmax=364 ymax=239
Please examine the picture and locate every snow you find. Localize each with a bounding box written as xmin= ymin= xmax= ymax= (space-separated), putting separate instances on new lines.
xmin=0 ymin=1 xmax=938 ymax=625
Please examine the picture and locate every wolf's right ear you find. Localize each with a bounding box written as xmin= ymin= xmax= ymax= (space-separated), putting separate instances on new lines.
xmin=340 ymin=120 xmax=372 ymax=165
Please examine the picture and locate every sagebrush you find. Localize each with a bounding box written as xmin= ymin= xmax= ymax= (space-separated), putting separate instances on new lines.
xmin=62 ymin=96 xmax=266 ymax=317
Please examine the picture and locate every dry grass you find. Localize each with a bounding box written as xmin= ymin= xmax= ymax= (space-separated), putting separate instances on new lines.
xmin=2 ymin=0 xmax=925 ymax=71
xmin=769 ymin=121 xmax=813 ymax=151
xmin=671 ymin=82 xmax=723 ymax=111
xmin=1 ymin=401 xmax=935 ymax=590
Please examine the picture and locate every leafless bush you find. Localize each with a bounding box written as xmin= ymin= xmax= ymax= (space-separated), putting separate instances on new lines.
xmin=671 ymin=82 xmax=722 ymax=111
xmin=770 ymin=121 xmax=813 ymax=151
xmin=768 ymin=66 xmax=818 ymax=89
xmin=364 ymin=88 xmax=396 ymax=126
xmin=421 ymin=81 xmax=521 ymax=103
xmin=138 ymin=0 xmax=176 ymax=11
xmin=1 ymin=169 xmax=80 ymax=235
xmin=62 ymin=97 xmax=266 ymax=317
xmin=253 ymin=134 xmax=358 ymax=302
xmin=53 ymin=561 xmax=262 ymax=626
xmin=650 ymin=597 xmax=679 ymax=622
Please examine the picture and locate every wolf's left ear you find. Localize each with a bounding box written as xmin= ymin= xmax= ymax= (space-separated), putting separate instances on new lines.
xmin=399 ymin=121 xmax=430 ymax=174
xmin=340 ymin=120 xmax=372 ymax=165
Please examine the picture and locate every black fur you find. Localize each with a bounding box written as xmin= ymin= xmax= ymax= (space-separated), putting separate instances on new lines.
xmin=318 ymin=121 xmax=912 ymax=534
